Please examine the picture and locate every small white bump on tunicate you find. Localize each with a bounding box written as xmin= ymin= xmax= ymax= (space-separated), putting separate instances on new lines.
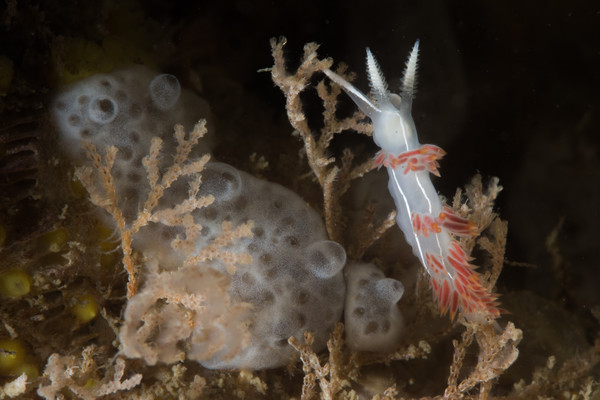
xmin=305 ymin=240 xmax=346 ymax=279
xmin=344 ymin=262 xmax=405 ymax=351
xmin=200 ymin=162 xmax=242 ymax=201
xmin=375 ymin=278 xmax=404 ymax=303
xmin=88 ymin=97 xmax=118 ymax=124
xmin=149 ymin=74 xmax=181 ymax=110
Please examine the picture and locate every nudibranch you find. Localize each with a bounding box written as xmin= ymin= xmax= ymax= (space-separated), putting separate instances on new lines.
xmin=325 ymin=41 xmax=500 ymax=321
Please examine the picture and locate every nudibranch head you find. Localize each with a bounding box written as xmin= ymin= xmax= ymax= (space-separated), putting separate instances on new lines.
xmin=365 ymin=42 xmax=420 ymax=154
xmin=324 ymin=40 xmax=421 ymax=155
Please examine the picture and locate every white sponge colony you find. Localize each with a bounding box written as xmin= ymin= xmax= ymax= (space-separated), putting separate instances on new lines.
xmin=51 ymin=67 xmax=347 ymax=370
xmin=344 ymin=262 xmax=405 ymax=352
xmin=51 ymin=66 xmax=211 ymax=221
xmin=50 ymin=67 xmax=407 ymax=370
xmin=52 ymin=66 xmax=209 ymax=160
xmin=137 ymin=162 xmax=347 ymax=369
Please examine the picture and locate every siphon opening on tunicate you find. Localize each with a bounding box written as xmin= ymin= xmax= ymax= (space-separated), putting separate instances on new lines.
xmin=88 ymin=97 xmax=118 ymax=124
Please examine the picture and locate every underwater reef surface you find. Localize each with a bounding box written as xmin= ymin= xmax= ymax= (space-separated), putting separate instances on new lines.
xmin=1 ymin=1 xmax=598 ymax=398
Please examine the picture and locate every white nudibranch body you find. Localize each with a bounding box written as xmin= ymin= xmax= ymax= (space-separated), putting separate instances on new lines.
xmin=325 ymin=41 xmax=500 ymax=320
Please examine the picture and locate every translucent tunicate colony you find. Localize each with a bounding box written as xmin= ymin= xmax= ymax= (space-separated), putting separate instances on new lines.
xmin=345 ymin=262 xmax=405 ymax=351
xmin=135 ymin=161 xmax=347 ymax=369
xmin=51 ymin=65 xmax=211 ymax=223
xmin=50 ymin=67 xmax=405 ymax=370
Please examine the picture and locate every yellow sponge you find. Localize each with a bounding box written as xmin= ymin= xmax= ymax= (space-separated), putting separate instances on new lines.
xmin=0 ymin=269 xmax=32 ymax=298
xmin=69 ymin=293 xmax=99 ymax=324
xmin=0 ymin=339 xmax=25 ymax=375
xmin=0 ymin=340 xmax=38 ymax=378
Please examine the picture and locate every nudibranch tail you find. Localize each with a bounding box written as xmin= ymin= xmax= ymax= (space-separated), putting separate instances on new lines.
xmin=401 ymin=40 xmax=419 ymax=97
xmin=426 ymin=241 xmax=501 ymax=320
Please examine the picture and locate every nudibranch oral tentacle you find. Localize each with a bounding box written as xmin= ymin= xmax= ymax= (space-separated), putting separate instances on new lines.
xmin=324 ymin=41 xmax=501 ymax=321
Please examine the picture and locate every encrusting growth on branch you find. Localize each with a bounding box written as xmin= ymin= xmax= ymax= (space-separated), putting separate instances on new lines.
xmin=74 ymin=119 xmax=256 ymax=366
xmin=76 ymin=120 xmax=211 ymax=297
xmin=288 ymin=323 xmax=348 ymax=400
xmin=37 ymin=347 xmax=143 ymax=399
